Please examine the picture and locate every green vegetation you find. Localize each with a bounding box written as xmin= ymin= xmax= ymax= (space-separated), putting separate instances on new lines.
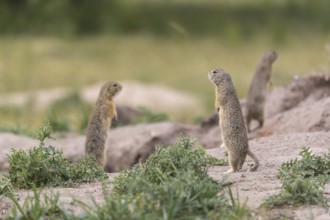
xmin=7 ymin=123 xmax=107 ymax=189
xmin=0 ymin=92 xmax=92 ymax=135
xmin=47 ymin=92 xmax=92 ymax=133
xmin=83 ymin=137 xmax=237 ymax=219
xmin=0 ymin=124 xmax=34 ymax=137
xmin=3 ymin=137 xmax=241 ymax=220
xmin=262 ymin=147 xmax=330 ymax=208
xmin=1 ymin=0 xmax=329 ymax=38
xmin=7 ymin=189 xmax=70 ymax=220
xmin=0 ymin=34 xmax=328 ymax=128
xmin=132 ymin=107 xmax=169 ymax=124
xmin=0 ymin=0 xmax=329 ymax=128
xmin=0 ymin=175 xmax=13 ymax=199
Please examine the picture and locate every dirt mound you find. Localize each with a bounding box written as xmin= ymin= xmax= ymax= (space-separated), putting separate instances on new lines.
xmin=104 ymin=122 xmax=199 ymax=172
xmin=265 ymin=75 xmax=330 ymax=118
xmin=257 ymin=97 xmax=330 ymax=137
xmin=112 ymin=105 xmax=142 ymax=127
xmin=201 ymin=75 xmax=330 ymax=137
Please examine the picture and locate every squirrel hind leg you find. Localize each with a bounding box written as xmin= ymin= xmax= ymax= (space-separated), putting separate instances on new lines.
xmin=223 ymin=168 xmax=234 ymax=174
xmin=238 ymin=157 xmax=246 ymax=170
xmin=258 ymin=117 xmax=264 ymax=128
xmin=246 ymin=114 xmax=252 ymax=132
xmin=224 ymin=155 xmax=239 ymax=174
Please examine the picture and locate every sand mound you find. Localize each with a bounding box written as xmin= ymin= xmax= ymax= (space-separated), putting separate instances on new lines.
xmin=258 ymin=97 xmax=330 ymax=137
xmin=265 ymin=75 xmax=330 ymax=118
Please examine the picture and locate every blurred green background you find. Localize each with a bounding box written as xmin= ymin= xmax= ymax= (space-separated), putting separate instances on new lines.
xmin=0 ymin=0 xmax=329 ymax=133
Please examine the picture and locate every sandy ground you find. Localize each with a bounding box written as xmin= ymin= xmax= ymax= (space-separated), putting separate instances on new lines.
xmin=207 ymin=132 xmax=330 ymax=219
xmin=1 ymin=132 xmax=330 ymax=219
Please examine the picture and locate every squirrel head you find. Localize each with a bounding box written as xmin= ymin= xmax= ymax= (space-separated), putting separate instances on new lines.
xmin=208 ymin=69 xmax=232 ymax=87
xmin=262 ymin=50 xmax=278 ymax=64
xmin=99 ymin=81 xmax=122 ymax=100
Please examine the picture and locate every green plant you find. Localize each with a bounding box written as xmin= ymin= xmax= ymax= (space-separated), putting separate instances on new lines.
xmin=5 ymin=137 xmax=247 ymax=219
xmin=194 ymin=146 xmax=227 ymax=166
xmin=0 ymin=176 xmax=13 ymax=198
xmin=262 ymin=147 xmax=330 ymax=208
xmin=6 ymin=188 xmax=70 ymax=220
xmin=80 ymin=137 xmax=248 ymax=219
xmin=114 ymin=138 xmax=224 ymax=189
xmin=7 ymin=123 xmax=107 ymax=189
xmin=279 ymin=147 xmax=330 ymax=181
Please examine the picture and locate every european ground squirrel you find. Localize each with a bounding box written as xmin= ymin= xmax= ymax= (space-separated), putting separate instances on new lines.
xmin=85 ymin=81 xmax=122 ymax=167
xmin=208 ymin=69 xmax=259 ymax=173
xmin=246 ymin=51 xmax=278 ymax=132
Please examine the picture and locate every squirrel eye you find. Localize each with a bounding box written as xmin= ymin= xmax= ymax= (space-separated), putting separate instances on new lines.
xmin=212 ymin=70 xmax=217 ymax=74
xmin=113 ymin=83 xmax=117 ymax=87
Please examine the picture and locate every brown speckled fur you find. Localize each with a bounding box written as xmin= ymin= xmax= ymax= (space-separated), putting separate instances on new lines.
xmin=85 ymin=81 xmax=122 ymax=167
xmin=246 ymin=51 xmax=278 ymax=132
xmin=208 ymin=69 xmax=259 ymax=173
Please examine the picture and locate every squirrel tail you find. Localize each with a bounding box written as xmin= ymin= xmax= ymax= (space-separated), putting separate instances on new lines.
xmin=247 ymin=149 xmax=259 ymax=171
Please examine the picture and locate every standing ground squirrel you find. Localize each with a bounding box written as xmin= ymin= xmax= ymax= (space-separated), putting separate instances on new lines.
xmin=246 ymin=51 xmax=278 ymax=132
xmin=85 ymin=81 xmax=122 ymax=167
xmin=208 ymin=69 xmax=259 ymax=173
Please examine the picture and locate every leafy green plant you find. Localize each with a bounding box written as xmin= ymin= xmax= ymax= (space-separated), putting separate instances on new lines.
xmin=114 ymin=138 xmax=225 ymax=189
xmin=7 ymin=123 xmax=107 ymax=189
xmin=279 ymin=147 xmax=330 ymax=181
xmin=262 ymin=147 xmax=330 ymax=208
xmin=6 ymin=188 xmax=70 ymax=220
xmin=0 ymin=176 xmax=13 ymax=198
xmin=194 ymin=146 xmax=227 ymax=166
xmin=80 ymin=137 xmax=248 ymax=220
xmin=5 ymin=136 xmax=246 ymax=219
